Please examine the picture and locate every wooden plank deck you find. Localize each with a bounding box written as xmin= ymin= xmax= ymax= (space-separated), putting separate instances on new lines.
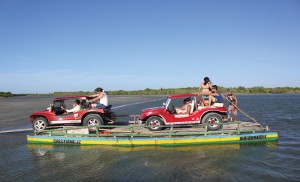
xmin=36 ymin=121 xmax=264 ymax=137
xmin=98 ymin=121 xmax=263 ymax=135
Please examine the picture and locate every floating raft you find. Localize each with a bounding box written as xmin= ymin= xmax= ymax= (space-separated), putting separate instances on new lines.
xmin=27 ymin=122 xmax=278 ymax=146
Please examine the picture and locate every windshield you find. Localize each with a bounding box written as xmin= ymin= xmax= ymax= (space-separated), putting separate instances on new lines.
xmin=166 ymin=96 xmax=197 ymax=111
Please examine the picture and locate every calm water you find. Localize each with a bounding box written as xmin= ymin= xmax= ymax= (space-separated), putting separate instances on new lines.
xmin=0 ymin=95 xmax=300 ymax=181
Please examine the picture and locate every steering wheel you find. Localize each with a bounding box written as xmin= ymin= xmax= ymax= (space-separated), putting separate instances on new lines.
xmin=61 ymin=104 xmax=67 ymax=113
xmin=86 ymin=101 xmax=91 ymax=108
xmin=169 ymin=105 xmax=177 ymax=114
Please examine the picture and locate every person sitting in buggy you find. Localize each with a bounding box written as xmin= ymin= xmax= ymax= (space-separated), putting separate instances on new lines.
xmin=175 ymin=97 xmax=193 ymax=114
xmin=64 ymin=99 xmax=81 ymax=114
xmin=208 ymin=85 xmax=224 ymax=106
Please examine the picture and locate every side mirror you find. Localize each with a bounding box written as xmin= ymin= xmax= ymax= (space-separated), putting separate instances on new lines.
xmin=163 ymin=102 xmax=166 ymax=107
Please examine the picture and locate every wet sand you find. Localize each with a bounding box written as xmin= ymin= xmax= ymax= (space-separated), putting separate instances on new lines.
xmin=0 ymin=95 xmax=165 ymax=131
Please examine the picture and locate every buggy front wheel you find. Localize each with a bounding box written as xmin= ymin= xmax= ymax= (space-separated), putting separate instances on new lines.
xmin=146 ymin=116 xmax=164 ymax=131
xmin=33 ymin=117 xmax=48 ymax=131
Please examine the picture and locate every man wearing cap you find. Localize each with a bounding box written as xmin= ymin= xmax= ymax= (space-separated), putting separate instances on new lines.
xmin=87 ymin=87 xmax=108 ymax=108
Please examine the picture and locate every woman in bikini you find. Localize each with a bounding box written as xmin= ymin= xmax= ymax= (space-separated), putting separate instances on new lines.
xmin=199 ymin=77 xmax=213 ymax=106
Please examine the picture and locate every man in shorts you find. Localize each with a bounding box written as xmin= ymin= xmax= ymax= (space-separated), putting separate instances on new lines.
xmin=226 ymin=89 xmax=238 ymax=121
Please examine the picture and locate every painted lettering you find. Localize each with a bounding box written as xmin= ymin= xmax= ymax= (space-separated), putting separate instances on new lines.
xmin=53 ymin=139 xmax=81 ymax=144
xmin=240 ymin=135 xmax=266 ymax=141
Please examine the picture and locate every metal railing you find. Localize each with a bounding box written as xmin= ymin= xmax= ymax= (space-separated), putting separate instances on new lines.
xmin=34 ymin=121 xmax=267 ymax=138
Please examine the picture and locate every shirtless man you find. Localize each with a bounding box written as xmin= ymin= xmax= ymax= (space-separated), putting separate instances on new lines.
xmin=208 ymin=85 xmax=224 ymax=106
xmin=226 ymin=89 xmax=238 ymax=121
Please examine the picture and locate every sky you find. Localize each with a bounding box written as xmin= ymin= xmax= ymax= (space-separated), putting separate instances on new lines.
xmin=0 ymin=0 xmax=299 ymax=94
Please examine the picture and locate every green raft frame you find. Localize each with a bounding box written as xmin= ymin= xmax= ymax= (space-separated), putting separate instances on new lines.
xmin=27 ymin=122 xmax=278 ymax=146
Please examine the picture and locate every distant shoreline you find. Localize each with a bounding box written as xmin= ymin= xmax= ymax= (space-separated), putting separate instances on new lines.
xmin=1 ymin=93 xmax=300 ymax=99
xmin=1 ymin=86 xmax=300 ymax=97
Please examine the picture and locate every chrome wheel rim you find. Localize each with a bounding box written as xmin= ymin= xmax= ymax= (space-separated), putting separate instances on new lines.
xmin=34 ymin=120 xmax=46 ymax=130
xmin=149 ymin=119 xmax=160 ymax=129
xmin=88 ymin=119 xmax=99 ymax=126
xmin=208 ymin=117 xmax=220 ymax=127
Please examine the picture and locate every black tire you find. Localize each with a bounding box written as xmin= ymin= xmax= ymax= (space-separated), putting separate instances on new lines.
xmin=33 ymin=117 xmax=48 ymax=131
xmin=146 ymin=116 xmax=164 ymax=131
xmin=83 ymin=114 xmax=103 ymax=126
xmin=201 ymin=113 xmax=223 ymax=131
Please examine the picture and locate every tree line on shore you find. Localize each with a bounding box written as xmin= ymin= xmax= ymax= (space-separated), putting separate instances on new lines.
xmin=107 ymin=86 xmax=300 ymax=95
xmin=1 ymin=86 xmax=300 ymax=97
xmin=0 ymin=92 xmax=13 ymax=97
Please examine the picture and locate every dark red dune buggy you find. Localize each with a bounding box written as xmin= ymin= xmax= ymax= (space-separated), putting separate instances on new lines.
xmin=29 ymin=96 xmax=116 ymax=131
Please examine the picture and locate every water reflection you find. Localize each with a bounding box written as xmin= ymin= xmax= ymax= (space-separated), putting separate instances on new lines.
xmin=27 ymin=142 xmax=278 ymax=181
xmin=28 ymin=142 xmax=278 ymax=156
xmin=26 ymin=144 xmax=232 ymax=181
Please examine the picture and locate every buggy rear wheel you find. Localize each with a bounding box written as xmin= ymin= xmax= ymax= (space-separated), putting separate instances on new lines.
xmin=83 ymin=114 xmax=103 ymax=126
xmin=202 ymin=113 xmax=223 ymax=131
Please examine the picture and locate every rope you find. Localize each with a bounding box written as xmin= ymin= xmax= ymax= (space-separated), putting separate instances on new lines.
xmin=221 ymin=93 xmax=262 ymax=127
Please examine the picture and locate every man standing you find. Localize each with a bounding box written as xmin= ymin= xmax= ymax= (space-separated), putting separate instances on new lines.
xmin=226 ymin=89 xmax=238 ymax=121
xmin=87 ymin=87 xmax=108 ymax=108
